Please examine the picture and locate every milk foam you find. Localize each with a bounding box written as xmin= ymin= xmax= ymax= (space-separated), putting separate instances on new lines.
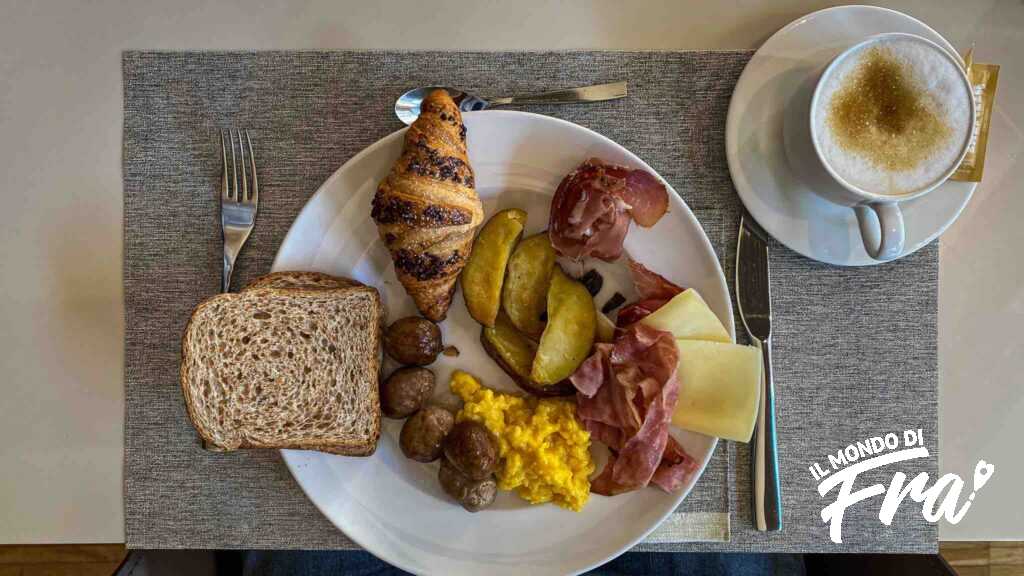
xmin=813 ymin=37 xmax=972 ymax=196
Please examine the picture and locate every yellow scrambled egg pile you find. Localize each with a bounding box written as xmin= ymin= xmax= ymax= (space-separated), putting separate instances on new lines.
xmin=450 ymin=370 xmax=594 ymax=511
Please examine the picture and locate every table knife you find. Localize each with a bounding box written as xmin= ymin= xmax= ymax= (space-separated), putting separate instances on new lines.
xmin=736 ymin=213 xmax=783 ymax=531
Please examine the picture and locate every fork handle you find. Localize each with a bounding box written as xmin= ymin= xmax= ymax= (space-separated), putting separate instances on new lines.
xmin=223 ymin=254 xmax=234 ymax=293
xmin=752 ymin=337 xmax=782 ymax=531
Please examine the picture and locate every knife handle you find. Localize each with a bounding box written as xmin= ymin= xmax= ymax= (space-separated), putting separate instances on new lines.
xmin=752 ymin=337 xmax=782 ymax=531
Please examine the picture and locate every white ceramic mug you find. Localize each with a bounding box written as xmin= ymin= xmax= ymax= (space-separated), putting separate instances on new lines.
xmin=806 ymin=33 xmax=975 ymax=261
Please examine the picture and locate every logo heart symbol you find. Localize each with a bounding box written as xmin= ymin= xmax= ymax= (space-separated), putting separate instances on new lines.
xmin=974 ymin=460 xmax=994 ymax=490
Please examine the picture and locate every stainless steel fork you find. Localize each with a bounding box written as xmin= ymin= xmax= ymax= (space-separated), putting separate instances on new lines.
xmin=220 ymin=130 xmax=258 ymax=293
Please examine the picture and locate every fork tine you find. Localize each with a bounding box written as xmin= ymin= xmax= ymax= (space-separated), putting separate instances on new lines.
xmin=246 ymin=130 xmax=258 ymax=207
xmin=229 ymin=129 xmax=238 ymax=201
xmin=238 ymin=130 xmax=248 ymax=202
xmin=220 ymin=131 xmax=229 ymax=201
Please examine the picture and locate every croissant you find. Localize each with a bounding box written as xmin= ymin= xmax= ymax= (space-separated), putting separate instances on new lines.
xmin=372 ymin=90 xmax=484 ymax=321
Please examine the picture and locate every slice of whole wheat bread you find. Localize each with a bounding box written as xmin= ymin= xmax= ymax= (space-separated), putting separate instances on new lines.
xmin=180 ymin=285 xmax=382 ymax=455
xmin=243 ymin=271 xmax=358 ymax=292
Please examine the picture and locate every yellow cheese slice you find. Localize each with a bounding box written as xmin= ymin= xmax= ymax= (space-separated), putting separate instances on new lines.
xmin=671 ymin=340 xmax=762 ymax=442
xmin=640 ymin=289 xmax=731 ymax=343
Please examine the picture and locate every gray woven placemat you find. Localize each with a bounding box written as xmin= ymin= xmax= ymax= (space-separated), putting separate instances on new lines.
xmin=123 ymin=50 xmax=937 ymax=554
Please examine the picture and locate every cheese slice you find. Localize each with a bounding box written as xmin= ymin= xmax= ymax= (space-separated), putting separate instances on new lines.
xmin=672 ymin=340 xmax=762 ymax=442
xmin=640 ymin=289 xmax=731 ymax=343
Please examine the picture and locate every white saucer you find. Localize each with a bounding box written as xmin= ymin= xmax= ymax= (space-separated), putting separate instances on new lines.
xmin=725 ymin=5 xmax=976 ymax=266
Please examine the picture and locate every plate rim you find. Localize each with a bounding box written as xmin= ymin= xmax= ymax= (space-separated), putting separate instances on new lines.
xmin=273 ymin=110 xmax=732 ymax=575
xmin=724 ymin=4 xmax=977 ymax=266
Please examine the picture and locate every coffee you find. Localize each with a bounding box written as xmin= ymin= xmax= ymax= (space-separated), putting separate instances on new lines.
xmin=813 ymin=36 xmax=972 ymax=196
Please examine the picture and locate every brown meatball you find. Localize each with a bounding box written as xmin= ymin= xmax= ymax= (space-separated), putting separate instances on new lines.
xmin=439 ymin=457 xmax=497 ymax=512
xmin=380 ymin=367 xmax=435 ymax=419
xmin=399 ymin=406 xmax=454 ymax=462
xmin=443 ymin=421 xmax=499 ymax=480
xmin=384 ymin=317 xmax=442 ymax=366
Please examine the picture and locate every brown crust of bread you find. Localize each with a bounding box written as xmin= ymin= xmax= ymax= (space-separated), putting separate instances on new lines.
xmin=243 ymin=271 xmax=360 ymax=292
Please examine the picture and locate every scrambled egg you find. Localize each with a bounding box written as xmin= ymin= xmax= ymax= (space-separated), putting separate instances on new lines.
xmin=450 ymin=370 xmax=594 ymax=511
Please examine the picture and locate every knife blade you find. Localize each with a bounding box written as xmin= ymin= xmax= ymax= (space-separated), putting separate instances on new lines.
xmin=736 ymin=212 xmax=782 ymax=532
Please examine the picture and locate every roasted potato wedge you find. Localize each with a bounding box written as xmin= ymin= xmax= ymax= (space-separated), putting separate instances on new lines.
xmin=481 ymin=313 xmax=575 ymax=397
xmin=595 ymin=311 xmax=616 ymax=343
xmin=461 ymin=209 xmax=527 ymax=326
xmin=501 ymin=232 xmax=557 ymax=336
xmin=530 ymin=267 xmax=596 ymax=385
xmin=482 ymin=313 xmax=536 ymax=381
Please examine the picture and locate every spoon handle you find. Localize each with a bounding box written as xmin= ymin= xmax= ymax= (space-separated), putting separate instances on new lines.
xmin=488 ymin=81 xmax=627 ymax=107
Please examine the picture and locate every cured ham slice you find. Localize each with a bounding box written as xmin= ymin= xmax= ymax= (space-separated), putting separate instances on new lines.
xmin=549 ymin=159 xmax=669 ymax=261
xmin=628 ymin=258 xmax=684 ymax=301
xmin=651 ymin=437 xmax=700 ymax=492
xmin=570 ymin=323 xmax=696 ymax=496
xmin=615 ymin=299 xmax=665 ymax=330
xmin=569 ymin=259 xmax=698 ymax=496
xmin=614 ymin=260 xmax=686 ymax=335
xmin=622 ymin=169 xmax=670 ymax=227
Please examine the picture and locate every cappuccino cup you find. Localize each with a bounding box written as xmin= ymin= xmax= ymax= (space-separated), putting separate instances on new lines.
xmin=806 ymin=33 xmax=975 ymax=261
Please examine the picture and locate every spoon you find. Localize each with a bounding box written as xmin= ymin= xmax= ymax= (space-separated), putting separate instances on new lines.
xmin=394 ymin=81 xmax=628 ymax=125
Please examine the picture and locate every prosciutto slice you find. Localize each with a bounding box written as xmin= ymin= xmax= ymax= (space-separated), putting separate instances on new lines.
xmin=549 ymin=158 xmax=669 ymax=261
xmin=629 ymin=258 xmax=684 ymax=301
xmin=614 ymin=260 xmax=687 ymax=335
xmin=570 ymin=323 xmax=696 ymax=496
xmin=651 ymin=437 xmax=700 ymax=492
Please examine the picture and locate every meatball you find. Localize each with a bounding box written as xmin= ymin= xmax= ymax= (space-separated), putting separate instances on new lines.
xmin=439 ymin=457 xmax=497 ymax=512
xmin=399 ymin=405 xmax=454 ymax=462
xmin=443 ymin=421 xmax=498 ymax=480
xmin=380 ymin=367 xmax=435 ymax=419
xmin=384 ymin=317 xmax=442 ymax=366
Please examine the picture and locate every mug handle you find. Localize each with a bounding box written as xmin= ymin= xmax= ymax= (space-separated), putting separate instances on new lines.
xmin=853 ymin=202 xmax=905 ymax=261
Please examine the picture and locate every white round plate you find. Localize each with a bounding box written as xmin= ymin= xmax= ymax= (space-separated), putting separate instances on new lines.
xmin=272 ymin=111 xmax=733 ymax=575
xmin=725 ymin=5 xmax=977 ymax=266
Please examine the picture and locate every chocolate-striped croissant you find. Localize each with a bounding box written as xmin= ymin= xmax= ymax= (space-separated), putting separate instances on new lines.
xmin=372 ymin=90 xmax=484 ymax=321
